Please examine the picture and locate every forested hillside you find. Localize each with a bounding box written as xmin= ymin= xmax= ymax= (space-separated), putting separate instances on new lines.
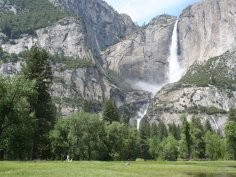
xmin=0 ymin=0 xmax=68 ymax=38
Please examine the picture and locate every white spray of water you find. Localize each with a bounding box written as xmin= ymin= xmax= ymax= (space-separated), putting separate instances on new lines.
xmin=132 ymin=81 xmax=166 ymax=129
xmin=135 ymin=20 xmax=185 ymax=129
xmin=136 ymin=104 xmax=149 ymax=129
xmin=168 ymin=20 xmax=184 ymax=83
xmin=132 ymin=81 xmax=165 ymax=97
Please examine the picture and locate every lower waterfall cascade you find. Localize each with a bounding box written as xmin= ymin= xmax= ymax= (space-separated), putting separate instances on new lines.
xmin=136 ymin=19 xmax=185 ymax=129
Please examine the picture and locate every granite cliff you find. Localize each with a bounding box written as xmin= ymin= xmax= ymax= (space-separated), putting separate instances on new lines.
xmin=178 ymin=0 xmax=236 ymax=68
xmin=102 ymin=15 xmax=176 ymax=85
xmin=1 ymin=0 xmax=236 ymax=127
xmin=146 ymin=50 xmax=236 ymax=132
xmin=144 ymin=0 xmax=236 ymax=132
xmin=0 ymin=0 xmax=148 ymax=117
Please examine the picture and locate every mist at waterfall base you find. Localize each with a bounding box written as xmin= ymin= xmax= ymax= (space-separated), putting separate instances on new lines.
xmin=132 ymin=81 xmax=165 ymax=96
xmin=134 ymin=20 xmax=185 ymax=129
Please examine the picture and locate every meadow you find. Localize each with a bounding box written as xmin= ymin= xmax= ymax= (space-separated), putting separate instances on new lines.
xmin=0 ymin=161 xmax=236 ymax=177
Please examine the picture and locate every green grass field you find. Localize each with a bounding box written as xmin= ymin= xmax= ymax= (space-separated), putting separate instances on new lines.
xmin=0 ymin=161 xmax=236 ymax=177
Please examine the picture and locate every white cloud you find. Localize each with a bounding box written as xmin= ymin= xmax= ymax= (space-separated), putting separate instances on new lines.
xmin=104 ymin=0 xmax=199 ymax=24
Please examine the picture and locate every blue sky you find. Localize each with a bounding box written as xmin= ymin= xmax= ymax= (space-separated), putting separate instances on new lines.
xmin=104 ymin=0 xmax=200 ymax=25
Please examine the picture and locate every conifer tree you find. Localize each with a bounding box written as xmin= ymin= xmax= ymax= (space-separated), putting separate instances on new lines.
xmin=139 ymin=118 xmax=150 ymax=159
xmin=204 ymin=119 xmax=212 ymax=132
xmin=157 ymin=121 xmax=168 ymax=141
xmin=190 ymin=117 xmax=205 ymax=159
xmin=102 ymin=99 xmax=119 ymax=123
xmin=22 ymin=46 xmax=56 ymax=159
xmin=180 ymin=117 xmax=192 ymax=160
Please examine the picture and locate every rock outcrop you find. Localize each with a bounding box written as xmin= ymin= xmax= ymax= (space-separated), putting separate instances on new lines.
xmin=49 ymin=0 xmax=138 ymax=52
xmin=0 ymin=60 xmax=151 ymax=116
xmin=146 ymin=83 xmax=234 ymax=133
xmin=147 ymin=51 xmax=236 ymax=133
xmin=0 ymin=0 xmax=21 ymax=14
xmin=102 ymin=15 xmax=176 ymax=84
xmin=178 ymin=0 xmax=236 ymax=68
xmin=2 ymin=17 xmax=92 ymax=58
xmin=0 ymin=0 xmax=150 ymax=118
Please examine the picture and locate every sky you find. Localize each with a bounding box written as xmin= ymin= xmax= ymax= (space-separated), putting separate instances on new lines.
xmin=104 ymin=0 xmax=200 ymax=25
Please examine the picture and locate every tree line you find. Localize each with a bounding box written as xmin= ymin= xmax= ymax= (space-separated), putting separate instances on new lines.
xmin=1 ymin=46 xmax=236 ymax=161
xmin=42 ymin=106 xmax=236 ymax=161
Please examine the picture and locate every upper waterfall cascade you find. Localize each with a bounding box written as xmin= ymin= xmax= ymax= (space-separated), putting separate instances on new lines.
xmin=168 ymin=20 xmax=184 ymax=83
xmin=136 ymin=20 xmax=184 ymax=129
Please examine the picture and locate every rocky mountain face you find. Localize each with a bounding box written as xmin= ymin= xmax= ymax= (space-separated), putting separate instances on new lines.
xmin=0 ymin=0 xmax=149 ymax=117
xmin=146 ymin=50 xmax=236 ymax=133
xmin=2 ymin=17 xmax=91 ymax=58
xmin=0 ymin=59 xmax=151 ymax=116
xmin=1 ymin=0 xmax=236 ymax=127
xmin=143 ymin=0 xmax=236 ymax=132
xmin=178 ymin=0 xmax=236 ymax=68
xmin=51 ymin=62 xmax=151 ymax=116
xmin=49 ymin=0 xmax=138 ymax=54
xmin=102 ymin=15 xmax=176 ymax=84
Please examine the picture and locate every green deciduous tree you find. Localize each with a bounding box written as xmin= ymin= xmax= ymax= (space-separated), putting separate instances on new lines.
xmin=161 ymin=135 xmax=178 ymax=161
xmin=225 ymin=108 xmax=236 ymax=160
xmin=22 ymin=46 xmax=56 ymax=159
xmin=49 ymin=118 xmax=70 ymax=160
xmin=0 ymin=75 xmax=36 ymax=160
xmin=225 ymin=121 xmax=236 ymax=160
xmin=148 ymin=137 xmax=162 ymax=160
xmin=106 ymin=122 xmax=138 ymax=160
xmin=205 ymin=131 xmax=225 ymax=160
xmin=68 ymin=112 xmax=107 ymax=160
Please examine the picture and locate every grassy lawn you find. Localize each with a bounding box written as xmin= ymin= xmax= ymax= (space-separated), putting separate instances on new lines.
xmin=0 ymin=161 xmax=236 ymax=177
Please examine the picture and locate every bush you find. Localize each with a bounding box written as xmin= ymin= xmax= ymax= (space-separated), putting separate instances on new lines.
xmin=186 ymin=105 xmax=227 ymax=115
xmin=50 ymin=55 xmax=95 ymax=70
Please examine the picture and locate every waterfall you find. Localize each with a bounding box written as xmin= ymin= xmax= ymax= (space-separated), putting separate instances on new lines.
xmin=134 ymin=83 xmax=165 ymax=129
xmin=136 ymin=104 xmax=149 ymax=129
xmin=135 ymin=20 xmax=184 ymax=129
xmin=168 ymin=20 xmax=184 ymax=83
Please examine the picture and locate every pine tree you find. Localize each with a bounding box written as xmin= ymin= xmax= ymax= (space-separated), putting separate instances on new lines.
xmin=169 ymin=123 xmax=181 ymax=140
xmin=228 ymin=108 xmax=236 ymax=122
xmin=139 ymin=118 xmax=150 ymax=159
xmin=181 ymin=117 xmax=192 ymax=160
xmin=150 ymin=123 xmax=158 ymax=137
xmin=157 ymin=121 xmax=168 ymax=141
xmin=22 ymin=46 xmax=56 ymax=159
xmin=190 ymin=117 xmax=205 ymax=159
xmin=102 ymin=99 xmax=119 ymax=123
xmin=204 ymin=119 xmax=212 ymax=132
